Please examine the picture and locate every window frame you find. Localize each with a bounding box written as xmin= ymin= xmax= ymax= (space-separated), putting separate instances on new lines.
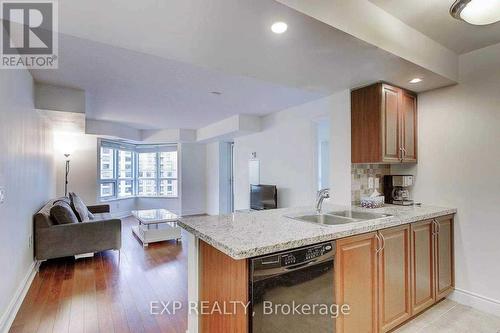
xmin=98 ymin=139 xmax=179 ymax=201
xmin=137 ymin=151 xmax=159 ymax=197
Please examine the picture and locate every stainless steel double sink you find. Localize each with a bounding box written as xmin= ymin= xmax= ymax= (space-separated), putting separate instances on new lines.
xmin=287 ymin=210 xmax=392 ymax=226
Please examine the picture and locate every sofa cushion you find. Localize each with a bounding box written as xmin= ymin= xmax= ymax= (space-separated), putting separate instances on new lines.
xmin=69 ymin=192 xmax=91 ymax=222
xmin=35 ymin=197 xmax=71 ymax=228
xmin=50 ymin=201 xmax=79 ymax=225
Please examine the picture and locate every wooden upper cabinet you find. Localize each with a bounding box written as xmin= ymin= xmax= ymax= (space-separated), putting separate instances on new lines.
xmin=435 ymin=216 xmax=454 ymax=301
xmin=335 ymin=232 xmax=379 ymax=333
xmin=378 ymin=225 xmax=412 ymax=333
xmin=410 ymin=220 xmax=435 ymax=315
xmin=351 ymin=83 xmax=418 ymax=164
xmin=400 ymin=91 xmax=418 ymax=162
xmin=382 ymin=85 xmax=401 ymax=163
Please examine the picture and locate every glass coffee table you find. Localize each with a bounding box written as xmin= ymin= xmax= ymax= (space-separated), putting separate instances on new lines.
xmin=131 ymin=209 xmax=182 ymax=247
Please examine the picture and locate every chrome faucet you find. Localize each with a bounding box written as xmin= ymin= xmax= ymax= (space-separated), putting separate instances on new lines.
xmin=316 ymin=188 xmax=330 ymax=214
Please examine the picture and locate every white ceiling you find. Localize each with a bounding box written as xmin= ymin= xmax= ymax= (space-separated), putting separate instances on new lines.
xmin=32 ymin=35 xmax=323 ymax=130
xmin=31 ymin=0 xmax=454 ymax=129
xmin=369 ymin=0 xmax=500 ymax=54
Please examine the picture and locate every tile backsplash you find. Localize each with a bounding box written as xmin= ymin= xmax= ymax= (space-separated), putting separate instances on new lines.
xmin=351 ymin=164 xmax=391 ymax=204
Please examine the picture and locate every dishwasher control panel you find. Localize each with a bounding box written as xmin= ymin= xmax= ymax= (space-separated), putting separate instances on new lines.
xmin=280 ymin=243 xmax=334 ymax=267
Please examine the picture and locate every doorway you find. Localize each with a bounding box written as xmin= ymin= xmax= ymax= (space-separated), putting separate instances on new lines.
xmin=219 ymin=141 xmax=235 ymax=214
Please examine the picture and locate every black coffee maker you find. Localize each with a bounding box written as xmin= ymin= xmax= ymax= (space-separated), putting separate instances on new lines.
xmin=383 ymin=175 xmax=414 ymax=206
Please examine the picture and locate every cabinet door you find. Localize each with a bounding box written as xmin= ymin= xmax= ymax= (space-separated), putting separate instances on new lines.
xmin=382 ymin=85 xmax=401 ymax=163
xmin=435 ymin=216 xmax=454 ymax=300
xmin=336 ymin=232 xmax=379 ymax=333
xmin=200 ymin=241 xmax=249 ymax=333
xmin=400 ymin=91 xmax=417 ymax=162
xmin=410 ymin=220 xmax=435 ymax=315
xmin=378 ymin=225 xmax=412 ymax=333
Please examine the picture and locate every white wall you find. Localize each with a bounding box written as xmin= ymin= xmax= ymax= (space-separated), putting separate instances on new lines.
xmin=329 ymin=91 xmax=352 ymax=205
xmin=393 ymin=43 xmax=500 ymax=315
xmin=316 ymin=120 xmax=330 ymax=190
xmin=233 ymin=90 xmax=351 ymax=210
xmin=180 ymin=143 xmax=206 ymax=216
xmin=34 ymin=83 xmax=86 ymax=114
xmin=54 ymin=133 xmax=98 ymax=202
xmin=0 ymin=70 xmax=55 ymax=330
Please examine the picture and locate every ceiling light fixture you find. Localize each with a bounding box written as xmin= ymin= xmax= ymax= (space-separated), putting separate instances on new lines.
xmin=271 ymin=22 xmax=288 ymax=34
xmin=450 ymin=0 xmax=500 ymax=25
xmin=409 ymin=78 xmax=423 ymax=84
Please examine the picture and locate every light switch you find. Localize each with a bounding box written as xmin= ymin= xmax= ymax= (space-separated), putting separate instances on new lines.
xmin=368 ymin=177 xmax=374 ymax=189
xmin=0 ymin=186 xmax=5 ymax=204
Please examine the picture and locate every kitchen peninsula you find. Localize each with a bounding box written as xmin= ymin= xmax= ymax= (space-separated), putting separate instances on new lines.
xmin=179 ymin=204 xmax=456 ymax=333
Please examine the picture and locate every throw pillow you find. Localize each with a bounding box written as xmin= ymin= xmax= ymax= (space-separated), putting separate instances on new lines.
xmin=69 ymin=192 xmax=91 ymax=222
xmin=50 ymin=201 xmax=79 ymax=225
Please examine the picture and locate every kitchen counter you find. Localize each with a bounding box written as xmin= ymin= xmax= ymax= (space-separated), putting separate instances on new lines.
xmin=178 ymin=204 xmax=456 ymax=260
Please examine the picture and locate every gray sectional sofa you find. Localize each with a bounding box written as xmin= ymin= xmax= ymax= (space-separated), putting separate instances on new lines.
xmin=34 ymin=197 xmax=122 ymax=260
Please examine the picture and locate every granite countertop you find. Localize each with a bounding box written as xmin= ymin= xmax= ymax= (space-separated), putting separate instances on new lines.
xmin=178 ymin=204 xmax=456 ymax=260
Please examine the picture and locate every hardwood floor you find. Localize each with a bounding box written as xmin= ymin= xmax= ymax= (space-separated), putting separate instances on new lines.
xmin=10 ymin=217 xmax=188 ymax=333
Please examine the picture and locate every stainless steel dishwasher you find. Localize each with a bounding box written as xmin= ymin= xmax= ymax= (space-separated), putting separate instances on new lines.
xmin=250 ymin=241 xmax=335 ymax=333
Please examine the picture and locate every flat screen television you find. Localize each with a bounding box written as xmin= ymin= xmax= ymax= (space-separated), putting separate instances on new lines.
xmin=250 ymin=184 xmax=278 ymax=210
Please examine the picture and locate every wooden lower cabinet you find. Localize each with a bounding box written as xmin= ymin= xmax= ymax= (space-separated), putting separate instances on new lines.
xmin=335 ymin=232 xmax=379 ymax=333
xmin=335 ymin=217 xmax=454 ymax=333
xmin=435 ymin=216 xmax=455 ymax=300
xmin=410 ymin=220 xmax=436 ymax=315
xmin=198 ymin=216 xmax=453 ymax=333
xmin=199 ymin=241 xmax=249 ymax=333
xmin=378 ymin=225 xmax=412 ymax=333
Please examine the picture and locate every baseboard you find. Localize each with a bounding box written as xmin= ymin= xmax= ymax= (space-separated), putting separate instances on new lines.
xmin=0 ymin=260 xmax=40 ymax=333
xmin=449 ymin=288 xmax=500 ymax=317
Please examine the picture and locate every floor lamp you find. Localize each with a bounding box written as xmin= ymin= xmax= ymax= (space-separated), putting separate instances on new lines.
xmin=64 ymin=153 xmax=71 ymax=197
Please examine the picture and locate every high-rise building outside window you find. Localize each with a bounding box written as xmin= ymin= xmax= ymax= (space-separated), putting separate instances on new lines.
xmin=98 ymin=140 xmax=178 ymax=200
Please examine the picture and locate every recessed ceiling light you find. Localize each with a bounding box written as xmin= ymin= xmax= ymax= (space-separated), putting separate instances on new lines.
xmin=271 ymin=22 xmax=288 ymax=34
xmin=450 ymin=0 xmax=500 ymax=25
xmin=409 ymin=78 xmax=423 ymax=84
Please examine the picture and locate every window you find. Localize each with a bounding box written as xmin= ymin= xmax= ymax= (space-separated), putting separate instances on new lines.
xmin=159 ymin=151 xmax=178 ymax=197
xmin=138 ymin=152 xmax=157 ymax=196
xmin=118 ymin=150 xmax=134 ymax=197
xmin=98 ymin=140 xmax=178 ymax=200
xmin=100 ymin=147 xmax=116 ymax=198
